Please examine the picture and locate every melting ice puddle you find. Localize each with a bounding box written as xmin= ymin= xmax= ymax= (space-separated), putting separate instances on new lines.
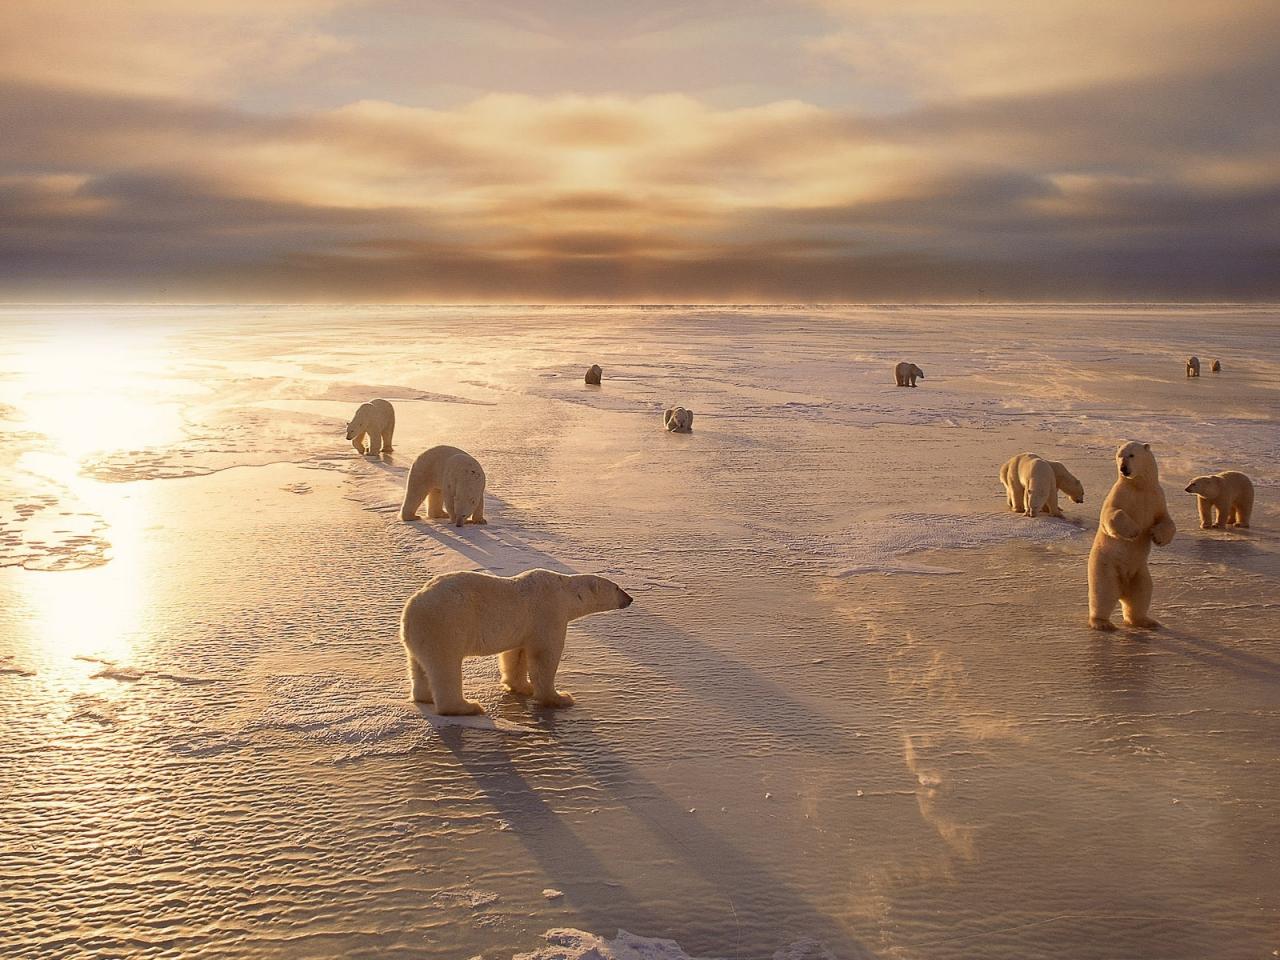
xmin=512 ymin=929 xmax=837 ymax=960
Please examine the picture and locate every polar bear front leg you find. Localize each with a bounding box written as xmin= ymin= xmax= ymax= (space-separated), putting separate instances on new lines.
xmin=426 ymin=487 xmax=448 ymax=519
xmin=1046 ymin=488 xmax=1064 ymax=518
xmin=499 ymin=648 xmax=533 ymax=695
xmin=470 ymin=499 xmax=487 ymax=525
xmin=528 ymin=630 xmax=574 ymax=708
xmin=1196 ymin=496 xmax=1214 ymax=529
xmin=352 ymin=433 xmax=367 ymax=455
xmin=1102 ymin=508 xmax=1141 ymax=541
xmin=1151 ymin=512 xmax=1176 ymax=547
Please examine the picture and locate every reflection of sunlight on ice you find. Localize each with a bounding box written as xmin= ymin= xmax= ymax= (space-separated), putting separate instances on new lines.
xmin=15 ymin=453 xmax=151 ymax=675
xmin=12 ymin=331 xmax=186 ymax=460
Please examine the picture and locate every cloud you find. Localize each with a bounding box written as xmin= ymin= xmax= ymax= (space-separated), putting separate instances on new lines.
xmin=1 ymin=1 xmax=1278 ymax=300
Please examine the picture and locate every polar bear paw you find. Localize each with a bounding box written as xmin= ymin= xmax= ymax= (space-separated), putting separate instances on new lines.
xmin=1124 ymin=617 xmax=1161 ymax=630
xmin=436 ymin=700 xmax=485 ymax=716
xmin=1089 ymin=617 xmax=1117 ymax=632
xmin=536 ymin=690 xmax=575 ymax=709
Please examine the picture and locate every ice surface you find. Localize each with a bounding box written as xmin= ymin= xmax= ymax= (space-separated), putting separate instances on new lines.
xmin=1 ymin=304 xmax=1278 ymax=960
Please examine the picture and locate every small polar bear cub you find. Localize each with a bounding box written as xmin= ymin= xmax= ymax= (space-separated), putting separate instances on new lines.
xmin=400 ymin=444 xmax=487 ymax=526
xmin=1087 ymin=441 xmax=1176 ymax=631
xmin=400 ymin=569 xmax=633 ymax=715
xmin=346 ymin=398 xmax=395 ymax=455
xmin=999 ymin=452 xmax=1085 ymax=518
xmin=1186 ymin=356 xmax=1200 ymax=377
xmin=584 ymin=364 xmax=603 ymax=385
xmin=664 ymin=406 xmax=694 ymax=432
xmin=1185 ymin=471 xmax=1253 ymax=529
xmin=895 ymin=362 xmax=924 ymax=387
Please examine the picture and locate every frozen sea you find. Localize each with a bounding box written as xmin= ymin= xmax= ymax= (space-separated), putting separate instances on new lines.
xmin=0 ymin=305 xmax=1277 ymax=960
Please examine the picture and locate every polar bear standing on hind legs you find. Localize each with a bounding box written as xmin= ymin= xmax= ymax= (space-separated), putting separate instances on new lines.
xmin=1000 ymin=453 xmax=1085 ymax=518
xmin=346 ymin=399 xmax=395 ymax=455
xmin=400 ymin=569 xmax=633 ymax=715
xmin=1087 ymin=441 xmax=1176 ymax=631
xmin=400 ymin=445 xmax=487 ymax=526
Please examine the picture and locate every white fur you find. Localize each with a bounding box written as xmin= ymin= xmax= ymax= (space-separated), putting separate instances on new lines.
xmin=400 ymin=445 xmax=487 ymax=525
xmin=999 ymin=452 xmax=1085 ymax=518
xmin=346 ymin=399 xmax=395 ymax=455
xmin=1087 ymin=441 xmax=1176 ymax=631
xmin=894 ymin=362 xmax=924 ymax=387
xmin=664 ymin=406 xmax=694 ymax=432
xmin=1185 ymin=471 xmax=1253 ymax=529
xmin=400 ymin=569 xmax=633 ymax=714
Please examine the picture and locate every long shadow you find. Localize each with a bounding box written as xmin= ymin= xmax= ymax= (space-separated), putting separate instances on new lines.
xmin=402 ymin=510 xmax=870 ymax=758
xmin=1143 ymin=629 xmax=1280 ymax=684
xmin=437 ymin=713 xmax=877 ymax=959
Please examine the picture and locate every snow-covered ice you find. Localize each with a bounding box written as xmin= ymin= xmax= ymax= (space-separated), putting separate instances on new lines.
xmin=1 ymin=304 xmax=1277 ymax=959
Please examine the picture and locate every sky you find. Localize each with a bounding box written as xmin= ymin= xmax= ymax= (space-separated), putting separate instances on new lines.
xmin=1 ymin=0 xmax=1278 ymax=302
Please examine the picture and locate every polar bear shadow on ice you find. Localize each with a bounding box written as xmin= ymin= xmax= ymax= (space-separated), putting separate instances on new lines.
xmin=401 ymin=569 xmax=633 ymax=715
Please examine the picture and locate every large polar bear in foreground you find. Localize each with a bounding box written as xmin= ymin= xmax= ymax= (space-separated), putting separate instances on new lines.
xmin=400 ymin=569 xmax=633 ymax=714
xmin=346 ymin=399 xmax=395 ymax=455
xmin=1087 ymin=442 xmax=1176 ymax=631
xmin=999 ymin=452 xmax=1085 ymax=518
xmin=400 ymin=445 xmax=487 ymax=526
xmin=1185 ymin=471 xmax=1253 ymax=529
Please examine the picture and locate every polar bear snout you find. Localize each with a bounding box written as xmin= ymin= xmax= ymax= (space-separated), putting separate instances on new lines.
xmin=1184 ymin=483 xmax=1195 ymax=493
xmin=619 ymin=590 xmax=634 ymax=608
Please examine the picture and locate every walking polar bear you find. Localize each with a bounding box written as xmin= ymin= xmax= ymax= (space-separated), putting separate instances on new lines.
xmin=895 ymin=362 xmax=924 ymax=387
xmin=1185 ymin=471 xmax=1253 ymax=529
xmin=664 ymin=406 xmax=694 ymax=432
xmin=346 ymin=399 xmax=395 ymax=455
xmin=400 ymin=569 xmax=633 ymax=715
xmin=400 ymin=445 xmax=487 ymax=526
xmin=1186 ymin=356 xmax=1200 ymax=377
xmin=1087 ymin=442 xmax=1176 ymax=631
xmin=999 ymin=453 xmax=1085 ymax=518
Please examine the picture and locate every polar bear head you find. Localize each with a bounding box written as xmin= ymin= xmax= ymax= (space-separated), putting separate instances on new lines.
xmin=911 ymin=364 xmax=924 ymax=379
xmin=1049 ymin=461 xmax=1085 ymax=503
xmin=567 ymin=574 xmax=634 ymax=616
xmin=1116 ymin=441 xmax=1159 ymax=483
xmin=1184 ymin=475 xmax=1222 ymax=498
xmin=345 ymin=421 xmax=357 ymax=440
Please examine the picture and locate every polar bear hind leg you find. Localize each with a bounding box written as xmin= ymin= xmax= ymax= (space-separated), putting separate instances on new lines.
xmin=1120 ymin=567 xmax=1160 ymax=629
xmin=1024 ymin=480 xmax=1048 ymax=518
xmin=1232 ymin=487 xmax=1252 ymax=527
xmin=1046 ymin=488 xmax=1064 ymax=518
xmin=381 ymin=423 xmax=394 ymax=453
xmin=366 ymin=429 xmax=382 ymax=457
xmin=500 ymin=648 xmax=533 ymax=695
xmin=422 ymin=648 xmax=483 ymax=715
xmin=1088 ymin=558 xmax=1120 ymax=631
xmin=407 ymin=652 xmax=433 ymax=703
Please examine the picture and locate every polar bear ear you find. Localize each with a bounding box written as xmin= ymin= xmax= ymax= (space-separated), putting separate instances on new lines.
xmin=1143 ymin=443 xmax=1150 ymax=450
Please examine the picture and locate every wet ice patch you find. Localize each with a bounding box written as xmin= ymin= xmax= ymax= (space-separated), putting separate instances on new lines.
xmin=512 ymin=928 xmax=837 ymax=960
xmin=787 ymin=511 xmax=1087 ymax=577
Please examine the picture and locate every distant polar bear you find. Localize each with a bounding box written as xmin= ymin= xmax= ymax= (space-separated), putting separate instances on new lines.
xmin=664 ymin=406 xmax=694 ymax=432
xmin=584 ymin=364 xmax=603 ymax=385
xmin=400 ymin=445 xmax=487 ymax=526
xmin=1185 ymin=471 xmax=1253 ymax=529
xmin=400 ymin=568 xmax=633 ymax=714
xmin=1211 ymin=359 xmax=1222 ymax=373
xmin=1186 ymin=356 xmax=1200 ymax=377
xmin=999 ymin=452 xmax=1085 ymax=518
xmin=895 ymin=362 xmax=924 ymax=387
xmin=346 ymin=399 xmax=395 ymax=455
xmin=1087 ymin=441 xmax=1176 ymax=631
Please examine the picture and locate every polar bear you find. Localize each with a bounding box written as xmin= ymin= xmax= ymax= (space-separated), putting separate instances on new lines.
xmin=585 ymin=364 xmax=602 ymax=385
xmin=999 ymin=453 xmax=1085 ymax=518
xmin=1087 ymin=441 xmax=1176 ymax=631
xmin=895 ymin=362 xmax=924 ymax=387
xmin=400 ymin=569 xmax=633 ymax=714
xmin=346 ymin=399 xmax=395 ymax=455
xmin=1186 ymin=356 xmax=1200 ymax=377
xmin=400 ymin=445 xmax=487 ymax=526
xmin=1211 ymin=359 xmax=1222 ymax=373
xmin=1185 ymin=471 xmax=1253 ymax=529
xmin=664 ymin=406 xmax=694 ymax=432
